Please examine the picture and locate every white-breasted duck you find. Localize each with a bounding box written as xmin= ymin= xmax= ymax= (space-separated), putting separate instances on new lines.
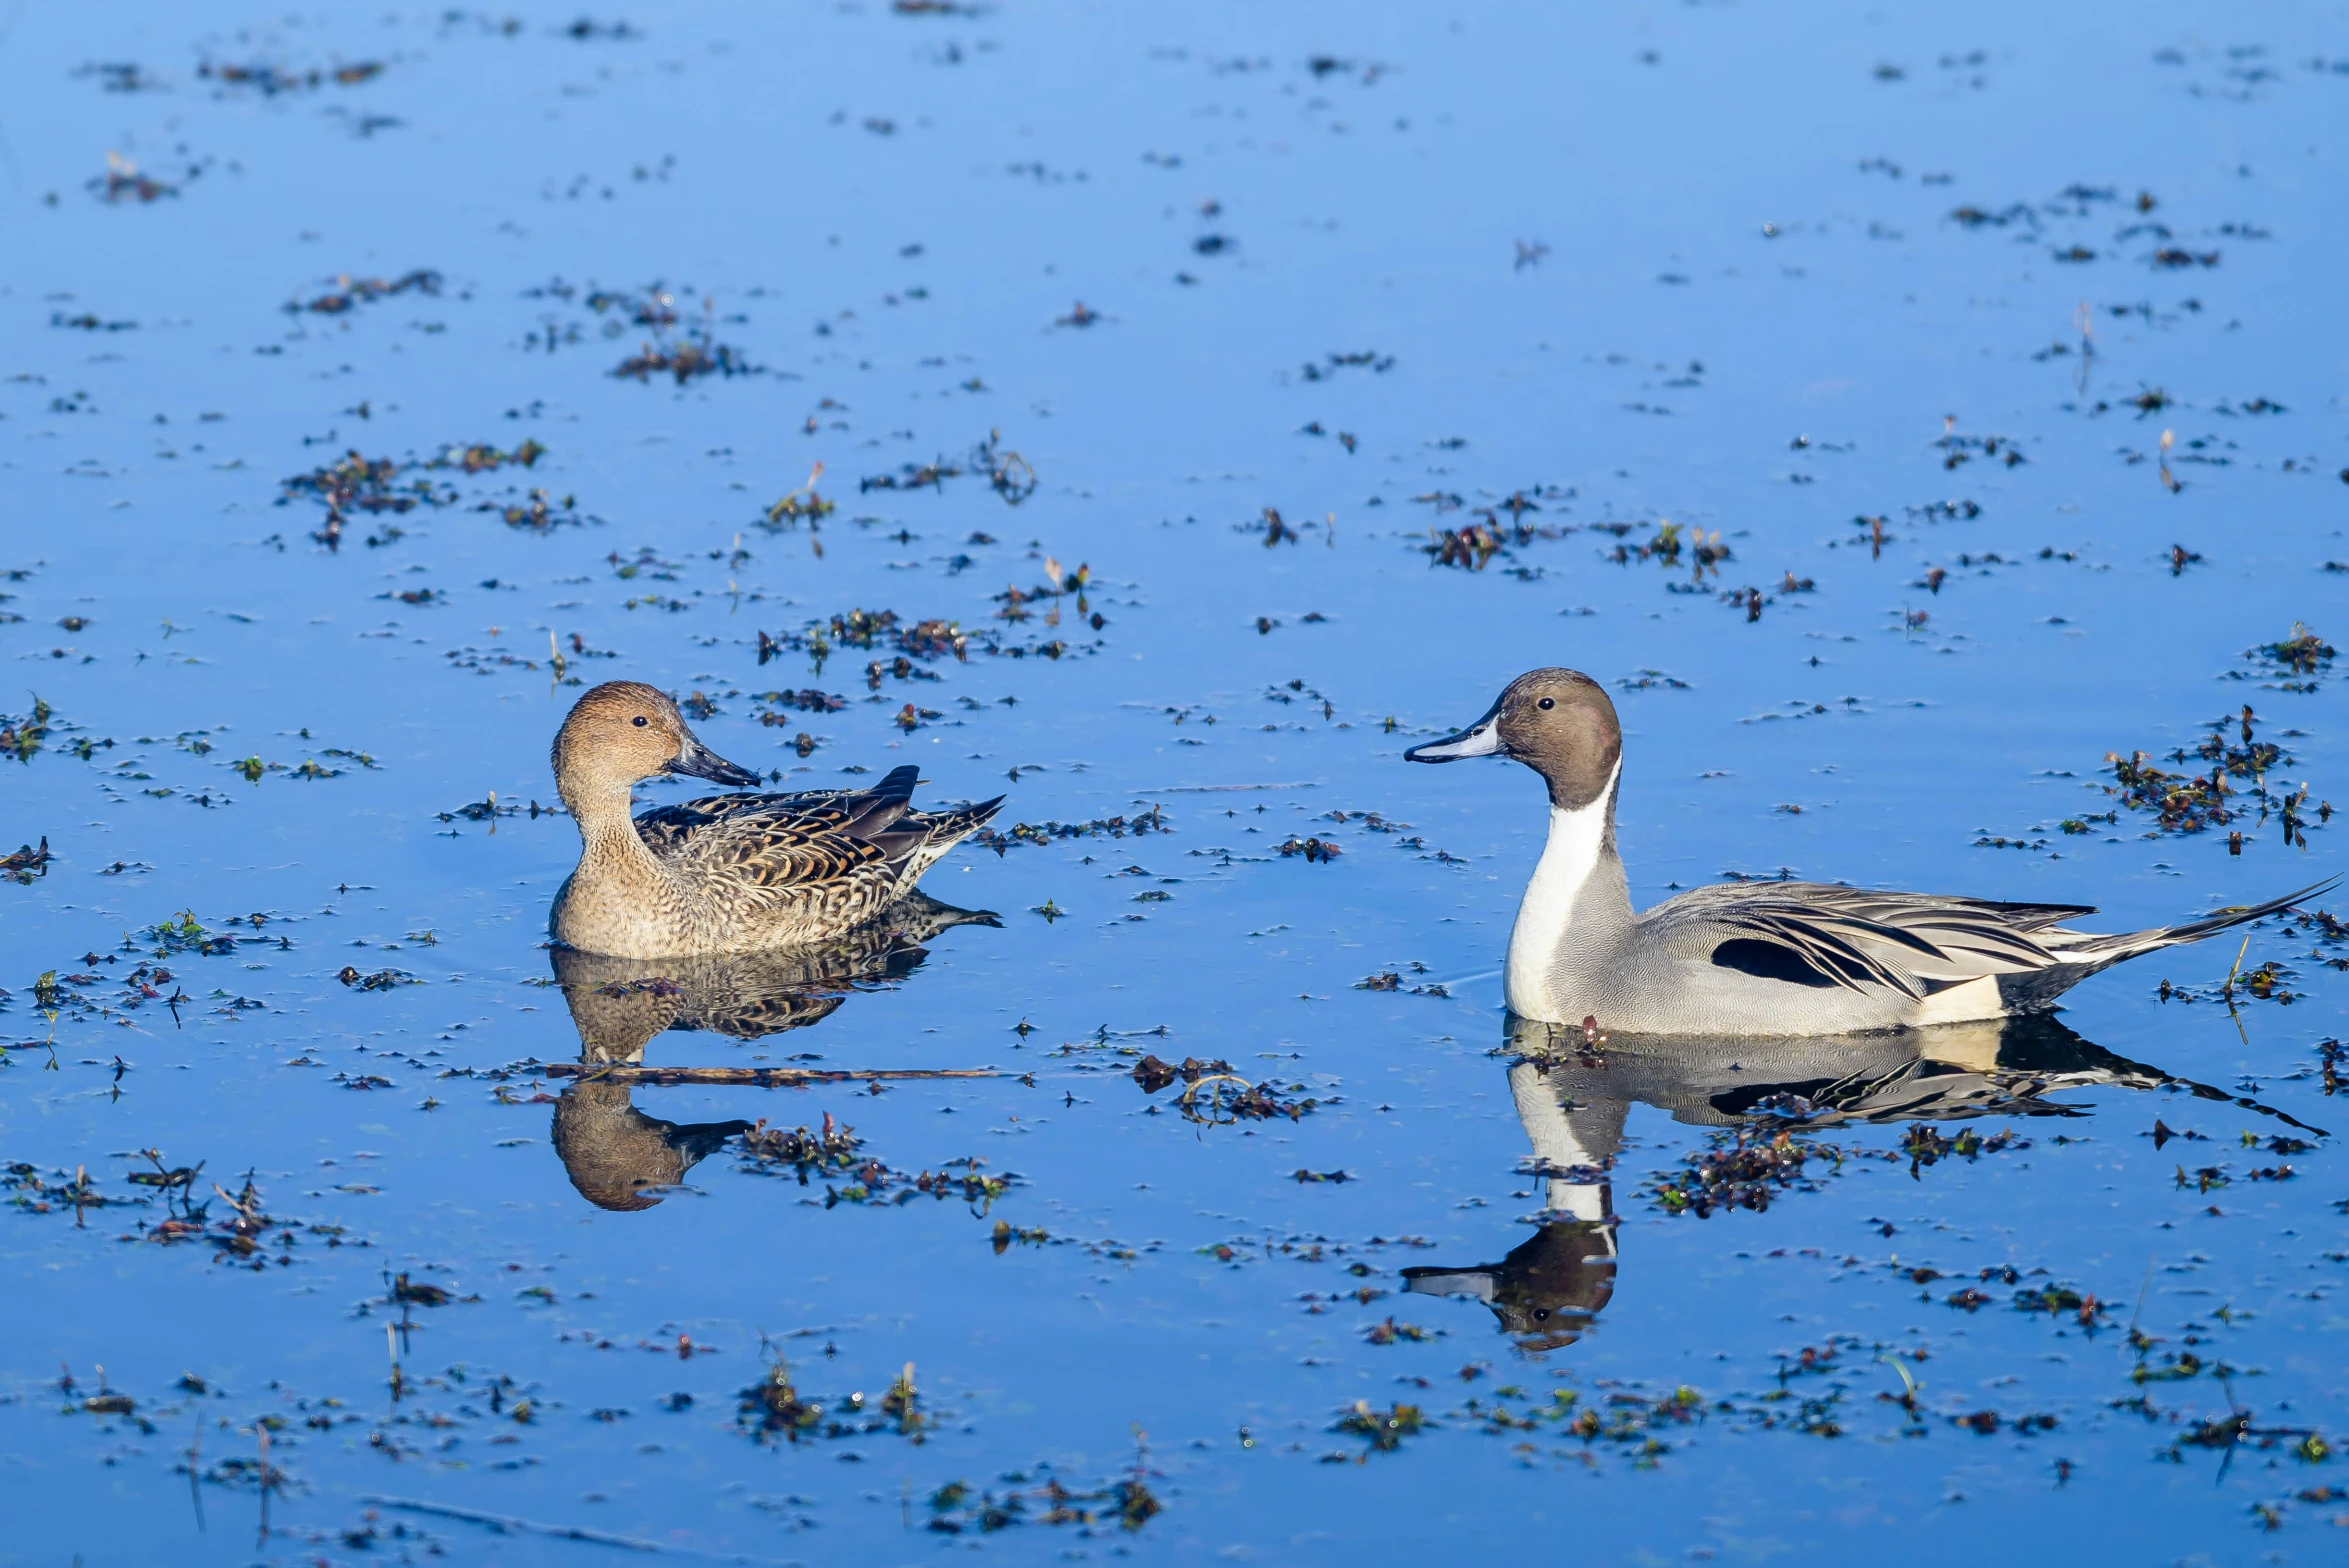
xmin=1406 ymin=667 xmax=2330 ymax=1036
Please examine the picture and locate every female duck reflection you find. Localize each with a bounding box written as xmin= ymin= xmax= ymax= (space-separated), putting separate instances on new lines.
xmin=546 ymin=892 xmax=995 ymax=1211
xmin=1402 ymin=1015 xmax=2318 ymax=1351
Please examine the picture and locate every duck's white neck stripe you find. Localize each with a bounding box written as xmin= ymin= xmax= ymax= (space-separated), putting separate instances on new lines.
xmin=1505 ymin=760 xmax=1618 ymax=1017
xmin=1509 ymin=1062 xmax=1610 ymax=1221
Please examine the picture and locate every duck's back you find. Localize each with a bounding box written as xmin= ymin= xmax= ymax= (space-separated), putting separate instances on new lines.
xmin=617 ymin=766 xmax=1002 ymax=951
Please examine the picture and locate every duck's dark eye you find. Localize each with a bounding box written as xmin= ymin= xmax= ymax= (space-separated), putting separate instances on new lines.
xmin=1538 ymin=697 xmax=1555 ymax=710
xmin=632 ymin=716 xmax=650 ymax=727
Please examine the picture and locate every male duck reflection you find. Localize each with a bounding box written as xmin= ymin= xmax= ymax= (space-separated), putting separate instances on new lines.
xmin=1409 ymin=669 xmax=2331 ymax=1035
xmin=548 ymin=892 xmax=995 ymax=1210
xmin=549 ymin=681 xmax=1002 ymax=956
xmin=1402 ymin=1015 xmax=2319 ymax=1349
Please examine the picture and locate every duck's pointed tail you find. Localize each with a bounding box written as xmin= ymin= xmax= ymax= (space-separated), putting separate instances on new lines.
xmin=874 ymin=792 xmax=1006 ymax=885
xmin=2000 ymin=876 xmax=2339 ymax=1012
xmin=2051 ymin=876 xmax=2338 ymax=966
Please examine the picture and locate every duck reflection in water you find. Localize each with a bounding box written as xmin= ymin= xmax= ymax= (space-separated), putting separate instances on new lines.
xmin=1402 ymin=1013 xmax=2320 ymax=1351
xmin=548 ymin=892 xmax=997 ymax=1211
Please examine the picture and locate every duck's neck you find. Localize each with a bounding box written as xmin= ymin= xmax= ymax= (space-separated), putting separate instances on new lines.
xmin=564 ymin=775 xmax=665 ymax=885
xmin=1506 ymin=761 xmax=1633 ymax=997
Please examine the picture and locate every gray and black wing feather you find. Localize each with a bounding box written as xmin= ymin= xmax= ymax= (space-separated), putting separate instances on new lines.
xmin=1657 ymin=877 xmax=2335 ymax=1011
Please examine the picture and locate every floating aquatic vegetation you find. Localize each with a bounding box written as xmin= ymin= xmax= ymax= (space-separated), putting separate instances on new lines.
xmin=924 ymin=1463 xmax=1163 ymax=1535
xmin=1935 ymin=418 xmax=2026 ymax=469
xmin=1364 ymin=1316 xmax=1437 ymax=1345
xmin=335 ymin=966 xmax=418 ymax=990
xmin=483 ymin=488 xmax=581 ymax=531
xmin=89 ymin=151 xmax=176 ymax=203
xmin=613 ymin=335 xmax=750 ymax=384
xmin=974 ymin=806 xmax=1170 ymax=852
xmin=860 ymin=429 xmax=1035 ymax=504
xmin=0 ymin=697 xmax=51 ymax=762
xmin=1298 ymin=349 xmax=1393 ymax=380
xmin=1949 ymin=202 xmax=2036 ymax=228
xmin=293 ymin=270 xmax=442 ymax=315
xmin=436 ymin=792 xmax=556 ymax=824
xmin=755 ymin=689 xmax=847 ymax=725
xmin=1427 ymin=519 xmax=1504 ymax=569
xmin=74 ymin=61 xmax=162 ymax=93
xmin=4 ymin=1162 xmax=113 ymax=1219
xmin=1898 ymin=1123 xmax=2027 ymax=1174
xmin=756 ymin=608 xmax=978 ymax=671
xmin=281 ymin=451 xmax=449 ymax=548
xmin=7 ymin=1160 xmax=349 ymax=1266
xmin=737 ymin=1358 xmax=927 ymax=1446
xmin=822 ymin=1156 xmax=1012 ymax=1211
xmin=1129 ymin=1054 xmax=1321 ymax=1121
xmin=1649 ymin=1126 xmax=1849 ymax=1217
xmin=738 ymin=1113 xmax=863 ymax=1179
xmin=146 ymin=910 xmax=240 ymax=957
xmin=442 ymin=439 xmax=545 ymax=473
xmin=1607 ymin=520 xmax=1728 ymax=576
xmin=762 ymin=463 xmax=836 ymax=527
xmin=2246 ymin=622 xmax=2335 ymax=689
xmin=283 ymin=442 xmax=560 ymax=547
xmin=869 ymin=654 xmax=943 ymax=691
xmin=2101 ymin=704 xmax=2320 ymax=843
xmin=0 ymin=839 xmax=52 ymax=885
xmin=199 ymin=59 xmax=386 ymax=94
xmin=1427 ymin=1383 xmax=1727 ymax=1464
xmin=1129 ymin=1053 xmax=1232 ymax=1093
xmin=1354 ymin=965 xmax=1448 ymax=997
xmin=1332 ymin=1399 xmax=1428 ymax=1453
xmin=1414 ymin=491 xmax=1577 ymax=571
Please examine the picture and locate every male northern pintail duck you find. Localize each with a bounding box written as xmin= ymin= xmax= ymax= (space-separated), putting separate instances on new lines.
xmin=1406 ymin=668 xmax=2332 ymax=1037
xmin=549 ymin=681 xmax=1002 ymax=957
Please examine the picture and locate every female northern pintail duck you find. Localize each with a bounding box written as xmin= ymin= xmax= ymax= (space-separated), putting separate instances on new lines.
xmin=1406 ymin=668 xmax=2331 ymax=1037
xmin=549 ymin=681 xmax=1001 ymax=957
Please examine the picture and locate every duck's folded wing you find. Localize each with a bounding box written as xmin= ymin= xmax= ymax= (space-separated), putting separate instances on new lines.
xmin=657 ymin=806 xmax=893 ymax=890
xmin=1650 ymin=882 xmax=2097 ymax=999
xmin=634 ymin=766 xmax=921 ymax=863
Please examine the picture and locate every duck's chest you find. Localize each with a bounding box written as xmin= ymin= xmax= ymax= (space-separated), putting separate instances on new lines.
xmin=1503 ymin=800 xmax=1618 ymax=1017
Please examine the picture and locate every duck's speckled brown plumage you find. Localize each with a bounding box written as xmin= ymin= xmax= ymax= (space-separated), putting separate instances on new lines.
xmin=548 ymin=681 xmax=1002 ymax=956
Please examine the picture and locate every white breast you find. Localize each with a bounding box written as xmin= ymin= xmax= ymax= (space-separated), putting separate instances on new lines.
xmin=1508 ymin=1062 xmax=1608 ymax=1220
xmin=1503 ymin=761 xmax=1618 ymax=1020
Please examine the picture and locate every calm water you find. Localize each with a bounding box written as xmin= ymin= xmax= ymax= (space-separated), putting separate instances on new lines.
xmin=4 ymin=2 xmax=2348 ymax=1562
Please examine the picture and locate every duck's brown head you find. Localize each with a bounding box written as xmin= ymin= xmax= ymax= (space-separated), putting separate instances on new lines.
xmin=1404 ymin=668 xmax=1622 ymax=810
xmin=551 ymin=1083 xmax=750 ymax=1212
xmin=552 ymin=680 xmax=761 ymax=811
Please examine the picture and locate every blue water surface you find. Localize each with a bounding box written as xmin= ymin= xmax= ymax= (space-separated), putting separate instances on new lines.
xmin=3 ymin=2 xmax=2347 ymax=1562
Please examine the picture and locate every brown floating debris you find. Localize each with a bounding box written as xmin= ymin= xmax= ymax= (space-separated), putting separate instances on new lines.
xmin=91 ymin=152 xmax=175 ymax=203
xmin=296 ymin=270 xmax=442 ymax=315
xmin=1 ymin=837 xmax=52 ymax=884
xmin=614 ymin=338 xmax=749 ymax=383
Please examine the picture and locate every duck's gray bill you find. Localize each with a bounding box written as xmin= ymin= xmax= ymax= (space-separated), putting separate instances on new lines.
xmin=669 ymin=733 xmax=763 ymax=788
xmin=1404 ymin=704 xmax=1505 ymax=763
